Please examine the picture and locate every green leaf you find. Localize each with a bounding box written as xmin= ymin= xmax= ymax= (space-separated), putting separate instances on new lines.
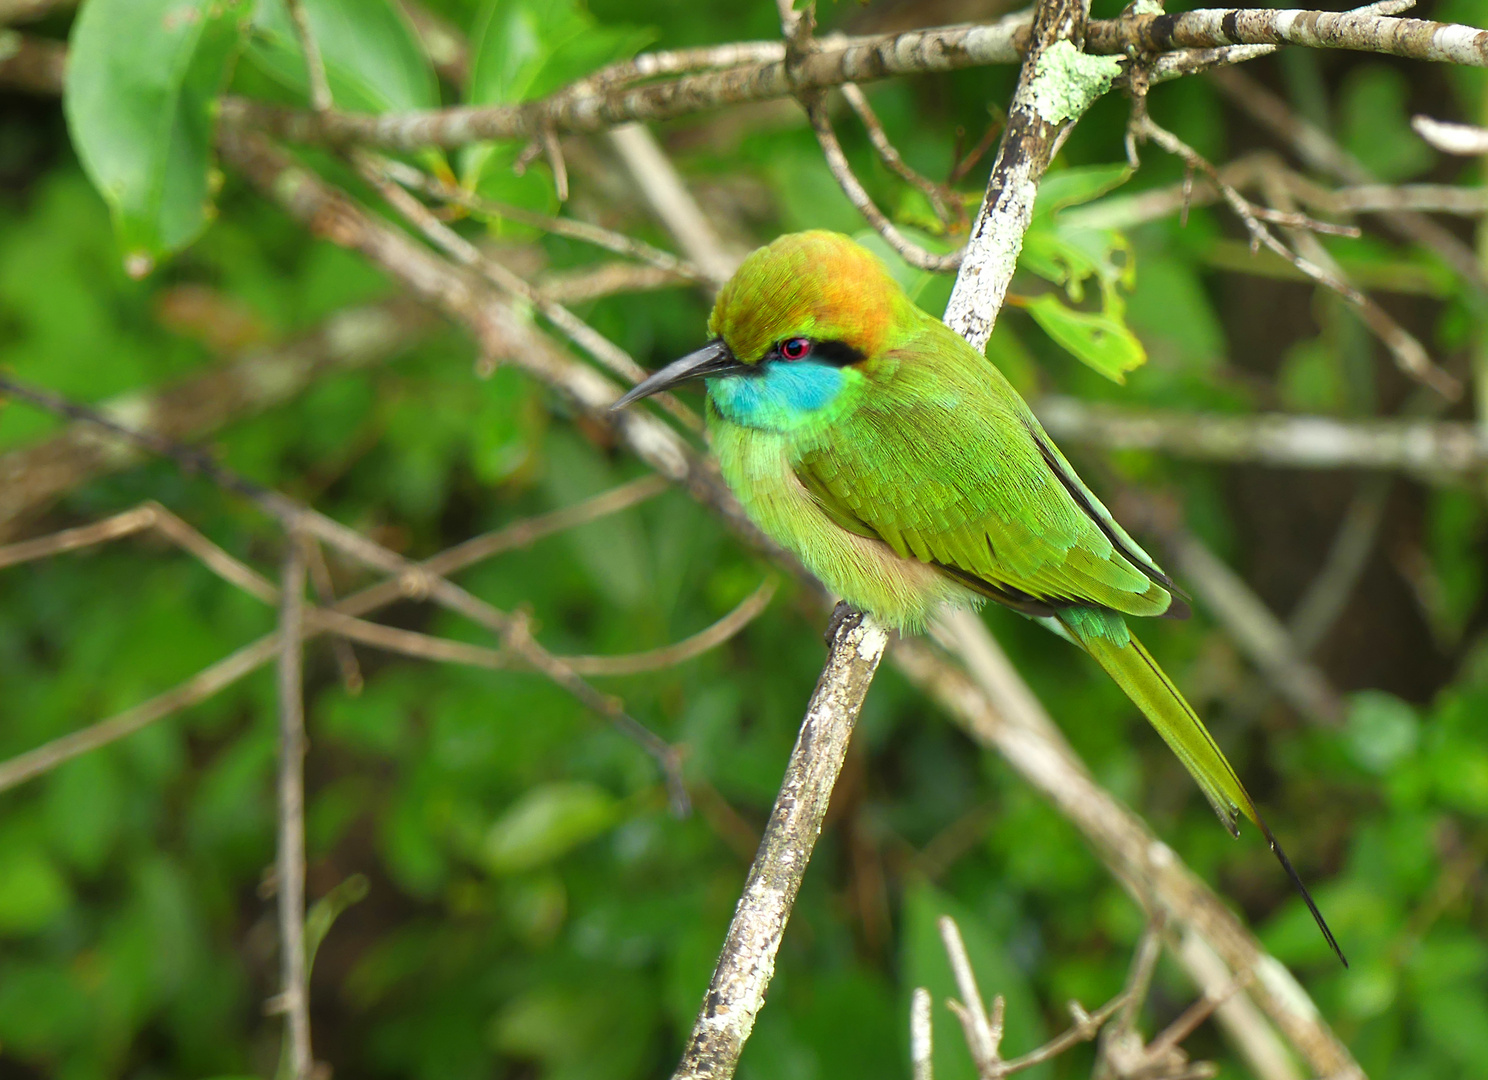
xmin=0 ymin=839 xmax=72 ymax=935
xmin=64 ymin=0 xmax=252 ymax=271
xmin=483 ymin=782 xmax=621 ymax=874
xmin=462 ymin=0 xmax=651 ymax=187
xmin=468 ymin=0 xmax=651 ymax=106
xmin=1022 ymin=292 xmax=1146 ymax=383
xmin=1032 ymin=163 xmax=1133 ymax=218
xmin=250 ymin=0 xmax=437 ymax=112
xmin=1347 ymin=691 xmax=1420 ymax=774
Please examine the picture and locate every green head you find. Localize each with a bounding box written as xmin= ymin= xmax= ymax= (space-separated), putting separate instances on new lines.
xmin=613 ymin=231 xmax=921 ymax=431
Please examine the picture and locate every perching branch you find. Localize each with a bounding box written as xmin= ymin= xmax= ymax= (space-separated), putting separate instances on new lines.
xmin=671 ymin=603 xmax=889 ymax=1080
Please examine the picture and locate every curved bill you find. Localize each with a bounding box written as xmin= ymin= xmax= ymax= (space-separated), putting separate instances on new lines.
xmin=610 ymin=339 xmax=750 ymax=410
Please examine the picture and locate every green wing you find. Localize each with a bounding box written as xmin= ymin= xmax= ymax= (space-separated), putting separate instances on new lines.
xmin=794 ymin=328 xmax=1178 ymax=618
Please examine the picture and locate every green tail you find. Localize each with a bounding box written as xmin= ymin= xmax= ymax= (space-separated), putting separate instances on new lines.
xmin=1061 ymin=608 xmax=1347 ymax=967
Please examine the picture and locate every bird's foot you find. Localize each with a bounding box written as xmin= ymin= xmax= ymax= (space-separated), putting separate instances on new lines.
xmin=823 ymin=601 xmax=864 ymax=645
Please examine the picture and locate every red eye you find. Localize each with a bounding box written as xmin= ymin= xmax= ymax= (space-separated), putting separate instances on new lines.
xmin=779 ymin=337 xmax=811 ymax=361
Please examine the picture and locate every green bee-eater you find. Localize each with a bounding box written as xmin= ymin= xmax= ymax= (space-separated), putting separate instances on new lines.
xmin=615 ymin=230 xmax=1343 ymax=965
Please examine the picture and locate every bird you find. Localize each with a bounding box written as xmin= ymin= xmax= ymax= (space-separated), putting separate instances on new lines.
xmin=613 ymin=229 xmax=1344 ymax=967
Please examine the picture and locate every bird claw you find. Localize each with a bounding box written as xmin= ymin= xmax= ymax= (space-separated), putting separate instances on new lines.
xmin=823 ymin=600 xmax=864 ymax=645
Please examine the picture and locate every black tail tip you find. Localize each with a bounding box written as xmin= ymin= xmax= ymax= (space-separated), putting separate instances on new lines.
xmin=1268 ymin=836 xmax=1348 ymax=969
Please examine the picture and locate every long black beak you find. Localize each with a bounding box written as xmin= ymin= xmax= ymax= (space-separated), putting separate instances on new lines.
xmin=611 ymin=339 xmax=750 ymax=410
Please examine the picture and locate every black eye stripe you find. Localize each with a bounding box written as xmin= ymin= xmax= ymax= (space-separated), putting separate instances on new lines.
xmin=769 ymin=338 xmax=865 ymax=367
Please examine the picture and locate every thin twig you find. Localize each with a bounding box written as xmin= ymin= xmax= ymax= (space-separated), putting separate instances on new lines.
xmin=561 ymin=578 xmax=777 ymax=675
xmin=0 ymin=372 xmax=691 ymax=813
xmin=0 ymin=501 xmax=280 ymax=603
xmin=0 ymin=480 xmax=664 ymax=795
xmin=1175 ymin=930 xmax=1302 ymax=1080
xmin=804 ymin=91 xmax=964 ymax=272
xmin=378 ymin=157 xmax=703 ymax=281
xmin=0 ymin=299 xmax=433 ymax=537
xmin=1109 ymin=485 xmax=1344 ymax=726
xmin=1135 ymin=112 xmax=1461 ymax=399
xmin=839 ymin=83 xmax=960 ymax=227
xmin=939 ymin=914 xmax=1002 ymax=1070
xmin=1288 ymin=474 xmax=1392 ymax=652
xmin=356 ymin=153 xmax=702 ymax=431
xmin=0 ymin=636 xmax=282 ymax=794
xmin=306 ymin=539 xmax=363 ymax=694
xmin=670 ymin=604 xmax=888 ymax=1080
xmin=995 ymin=993 xmax=1126 ymax=1075
xmin=284 ymin=0 xmax=333 ymax=112
xmin=1412 ymin=114 xmax=1488 ymax=156
xmin=606 ymin=123 xmax=741 ymax=289
xmin=1210 ymin=65 xmax=1488 ymax=296
xmin=272 ymin=535 xmax=313 ymax=1080
xmin=537 ymin=261 xmax=693 ymax=303
xmin=1033 ymin=395 xmax=1488 ymax=478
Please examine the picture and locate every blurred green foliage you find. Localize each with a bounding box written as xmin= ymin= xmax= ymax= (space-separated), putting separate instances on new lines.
xmin=2 ymin=0 xmax=1487 ymax=1078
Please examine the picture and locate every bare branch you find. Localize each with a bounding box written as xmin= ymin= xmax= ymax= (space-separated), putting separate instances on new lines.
xmin=911 ymin=987 xmax=933 ymax=1080
xmin=222 ymin=17 xmax=1029 ymax=150
xmin=805 ymin=91 xmax=964 ymax=271
xmin=1034 ymin=395 xmax=1488 ymax=479
xmin=1287 ymin=474 xmax=1392 ymax=652
xmin=537 ymin=261 xmax=693 ymax=303
xmin=941 ymin=0 xmax=1096 ymax=351
xmin=840 ymin=83 xmax=960 ymax=227
xmin=1175 ymin=930 xmax=1302 ymax=1080
xmin=270 ymin=536 xmax=313 ymax=1079
xmin=905 ymin=613 xmax=1362 ymax=1077
xmin=607 ymin=123 xmax=741 ymax=288
xmin=1209 ymin=66 xmax=1488 ymax=295
xmin=0 ymin=31 xmax=65 ymax=93
xmin=0 ymin=371 xmax=691 ymax=813
xmin=1412 ymin=114 xmax=1488 ymax=156
xmin=284 ymin=0 xmax=332 ymax=112
xmin=1135 ymin=112 xmax=1460 ymax=400
xmin=225 ymin=9 xmax=1488 ymax=152
xmin=671 ymin=604 xmax=889 ymax=1080
xmin=561 ymin=578 xmax=777 ymax=676
xmin=1106 ymin=482 xmax=1343 ymax=726
xmin=0 ymin=501 xmax=280 ymax=603
xmin=0 ymin=300 xmax=433 ymax=538
xmin=996 ymin=994 xmax=1124 ymax=1074
xmin=1088 ymin=7 xmax=1488 ymax=67
xmin=356 ymin=152 xmax=702 ymax=431
xmin=0 ymin=636 xmax=281 ymax=794
xmin=0 ymin=479 xmax=662 ymax=795
xmin=379 ymin=157 xmax=703 ymax=281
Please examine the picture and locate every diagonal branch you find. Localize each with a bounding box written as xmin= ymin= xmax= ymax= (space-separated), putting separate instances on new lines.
xmin=670 ymin=604 xmax=889 ymax=1080
xmin=0 ymin=479 xmax=667 ymax=796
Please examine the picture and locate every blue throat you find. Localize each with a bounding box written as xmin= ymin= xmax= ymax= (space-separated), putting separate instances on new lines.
xmin=706 ymin=361 xmax=847 ymax=431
